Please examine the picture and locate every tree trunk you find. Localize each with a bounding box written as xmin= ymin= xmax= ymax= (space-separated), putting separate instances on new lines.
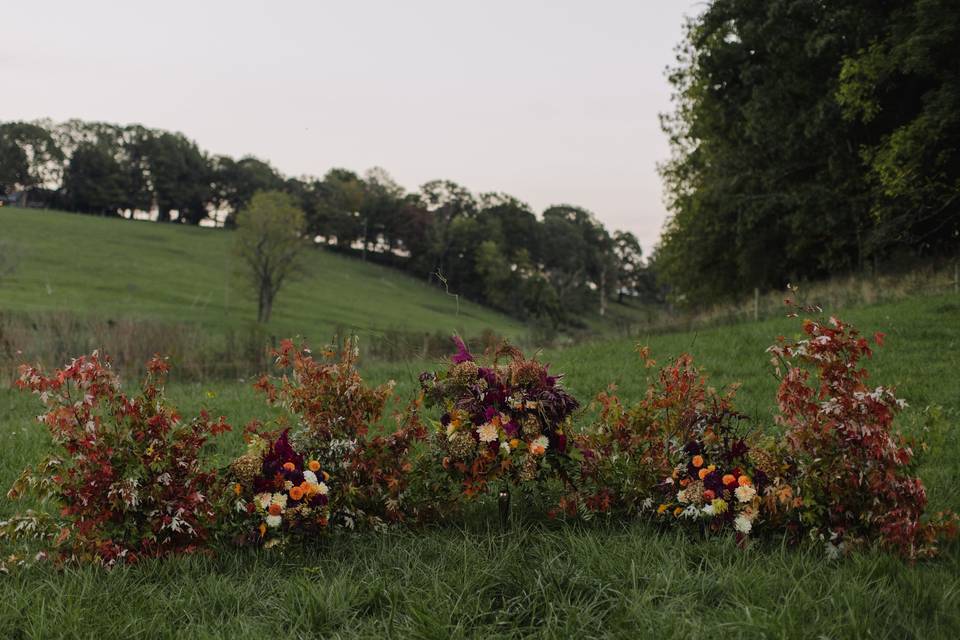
xmin=599 ymin=267 xmax=607 ymax=317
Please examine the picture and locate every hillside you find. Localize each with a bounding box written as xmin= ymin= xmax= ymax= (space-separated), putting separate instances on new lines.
xmin=1 ymin=208 xmax=526 ymax=341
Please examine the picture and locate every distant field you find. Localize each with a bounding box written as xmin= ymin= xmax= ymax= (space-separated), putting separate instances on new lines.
xmin=2 ymin=293 xmax=957 ymax=638
xmin=0 ymin=208 xmax=526 ymax=340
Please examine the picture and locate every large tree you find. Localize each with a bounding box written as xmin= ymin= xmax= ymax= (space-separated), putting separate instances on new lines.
xmin=62 ymin=141 xmax=132 ymax=215
xmin=658 ymin=1 xmax=886 ymax=303
xmin=235 ymin=190 xmax=307 ymax=323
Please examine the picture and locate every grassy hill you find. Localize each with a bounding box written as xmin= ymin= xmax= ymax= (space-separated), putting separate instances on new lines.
xmin=1 ymin=208 xmax=525 ymax=340
xmin=1 ymin=293 xmax=957 ymax=638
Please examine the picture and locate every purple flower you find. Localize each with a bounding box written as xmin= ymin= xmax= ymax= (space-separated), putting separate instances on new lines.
xmin=504 ymin=420 xmax=519 ymax=437
xmin=451 ymin=336 xmax=474 ymax=364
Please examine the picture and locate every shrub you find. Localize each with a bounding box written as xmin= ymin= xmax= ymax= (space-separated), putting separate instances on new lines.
xmin=6 ymin=353 xmax=230 ymax=566
xmin=226 ymin=338 xmax=427 ymax=546
xmin=769 ymin=313 xmax=957 ymax=559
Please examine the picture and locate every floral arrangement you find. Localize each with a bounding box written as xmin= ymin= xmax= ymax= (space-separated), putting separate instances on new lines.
xmin=224 ymin=338 xmax=426 ymax=545
xmin=419 ymin=337 xmax=580 ymax=496
xmin=225 ymin=429 xmax=332 ymax=547
xmin=4 ymin=313 xmax=955 ymax=566
xmin=6 ymin=353 xmax=230 ymax=566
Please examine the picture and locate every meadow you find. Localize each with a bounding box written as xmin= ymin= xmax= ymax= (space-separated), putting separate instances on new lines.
xmin=1 ymin=289 xmax=958 ymax=639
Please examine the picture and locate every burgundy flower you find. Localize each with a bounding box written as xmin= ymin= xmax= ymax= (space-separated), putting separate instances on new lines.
xmin=451 ymin=336 xmax=474 ymax=364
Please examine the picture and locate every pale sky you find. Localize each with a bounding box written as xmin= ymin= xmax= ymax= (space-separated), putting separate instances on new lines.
xmin=2 ymin=0 xmax=702 ymax=252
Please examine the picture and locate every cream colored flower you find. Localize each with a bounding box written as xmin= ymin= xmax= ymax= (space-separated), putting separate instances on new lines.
xmin=735 ymin=485 xmax=757 ymax=503
xmin=255 ymin=492 xmax=272 ymax=510
xmin=303 ymin=470 xmax=318 ymax=484
xmin=477 ymin=422 xmax=499 ymax=443
xmin=316 ymin=482 xmax=329 ymax=495
xmin=266 ymin=515 xmax=282 ymax=528
xmin=734 ymin=514 xmax=752 ymax=534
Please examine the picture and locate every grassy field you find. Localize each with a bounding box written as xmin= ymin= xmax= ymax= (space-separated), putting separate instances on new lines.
xmin=0 ymin=208 xmax=525 ymax=340
xmin=1 ymin=294 xmax=958 ymax=638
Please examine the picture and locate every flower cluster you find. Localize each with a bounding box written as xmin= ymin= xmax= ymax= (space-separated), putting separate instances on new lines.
xmin=7 ymin=353 xmax=230 ymax=566
xmin=652 ymin=410 xmax=767 ymax=539
xmin=419 ymin=338 xmax=579 ymax=496
xmin=248 ymin=338 xmax=427 ymax=536
xmin=227 ymin=429 xmax=332 ymax=547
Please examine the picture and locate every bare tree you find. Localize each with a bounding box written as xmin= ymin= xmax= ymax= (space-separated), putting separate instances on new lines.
xmin=235 ymin=191 xmax=306 ymax=323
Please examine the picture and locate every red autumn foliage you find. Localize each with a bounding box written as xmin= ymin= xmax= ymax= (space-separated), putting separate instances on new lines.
xmin=10 ymin=353 xmax=230 ymax=566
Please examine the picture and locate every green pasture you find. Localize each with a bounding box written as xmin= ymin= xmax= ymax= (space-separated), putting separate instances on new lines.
xmin=0 ymin=208 xmax=525 ymax=340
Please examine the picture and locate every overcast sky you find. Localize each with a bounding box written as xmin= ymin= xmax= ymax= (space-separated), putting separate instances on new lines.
xmin=3 ymin=0 xmax=702 ymax=251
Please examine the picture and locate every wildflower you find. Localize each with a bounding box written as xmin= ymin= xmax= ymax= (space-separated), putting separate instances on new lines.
xmin=283 ymin=462 xmax=296 ymax=472
xmin=735 ymin=485 xmax=756 ymax=503
xmin=682 ymin=505 xmax=700 ymax=519
xmin=702 ymin=503 xmax=715 ymax=516
xmin=322 ymin=471 xmax=330 ymax=482
xmin=692 ymin=455 xmax=704 ymax=468
xmin=289 ymin=486 xmax=305 ymax=501
xmin=711 ymin=498 xmax=728 ymax=515
xmin=308 ymin=460 xmax=321 ymax=472
xmin=258 ymin=523 xmax=267 ymax=537
xmin=657 ymin=504 xmax=669 ymax=515
xmin=734 ymin=514 xmax=752 ymax=534
xmin=477 ymin=422 xmax=498 ymax=443
xmin=738 ymin=475 xmax=752 ymax=486
xmin=703 ymin=489 xmax=715 ymax=502
xmin=255 ymin=493 xmax=272 ymax=510
xmin=529 ymin=435 xmax=549 ymax=456
xmin=316 ymin=482 xmax=329 ymax=495
xmin=509 ymin=438 xmax=520 ymax=449
xmin=270 ymin=493 xmax=288 ymax=508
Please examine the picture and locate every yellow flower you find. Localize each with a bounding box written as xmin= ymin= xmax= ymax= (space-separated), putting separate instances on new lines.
xmin=657 ymin=504 xmax=668 ymax=515
xmin=711 ymin=498 xmax=728 ymax=515
xmin=509 ymin=439 xmax=520 ymax=449
xmin=673 ymin=507 xmax=683 ymax=517
xmin=233 ymin=483 xmax=242 ymax=496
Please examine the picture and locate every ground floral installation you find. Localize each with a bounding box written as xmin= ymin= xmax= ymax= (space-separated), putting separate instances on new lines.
xmin=2 ymin=311 xmax=957 ymax=569
xmin=418 ymin=337 xmax=579 ymax=498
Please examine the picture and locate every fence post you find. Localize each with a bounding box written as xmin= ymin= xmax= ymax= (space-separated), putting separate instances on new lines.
xmin=753 ymin=287 xmax=760 ymax=321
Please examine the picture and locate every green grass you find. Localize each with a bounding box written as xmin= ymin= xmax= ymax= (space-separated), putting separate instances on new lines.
xmin=1 ymin=208 xmax=525 ymax=340
xmin=2 ymin=294 xmax=959 ymax=638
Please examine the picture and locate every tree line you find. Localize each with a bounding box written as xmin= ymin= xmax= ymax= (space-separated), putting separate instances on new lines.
xmin=0 ymin=118 xmax=657 ymax=327
xmin=658 ymin=0 xmax=960 ymax=303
